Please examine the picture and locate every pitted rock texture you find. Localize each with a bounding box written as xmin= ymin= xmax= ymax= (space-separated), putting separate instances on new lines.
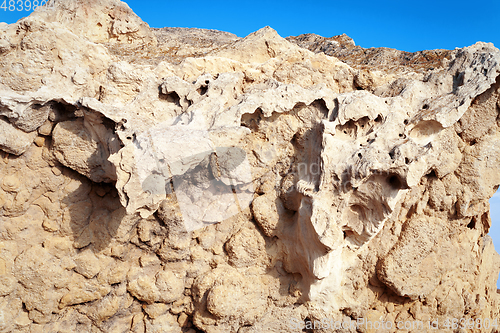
xmin=0 ymin=1 xmax=499 ymax=332
xmin=286 ymin=33 xmax=453 ymax=75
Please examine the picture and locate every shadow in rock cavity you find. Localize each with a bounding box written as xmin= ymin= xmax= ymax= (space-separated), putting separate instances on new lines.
xmin=63 ymin=167 xmax=125 ymax=253
xmin=48 ymin=110 xmax=128 ymax=253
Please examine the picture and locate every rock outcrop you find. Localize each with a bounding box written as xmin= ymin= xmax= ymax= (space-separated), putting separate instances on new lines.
xmin=0 ymin=0 xmax=499 ymax=332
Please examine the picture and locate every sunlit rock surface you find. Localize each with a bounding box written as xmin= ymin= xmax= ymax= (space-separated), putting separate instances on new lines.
xmin=0 ymin=0 xmax=499 ymax=332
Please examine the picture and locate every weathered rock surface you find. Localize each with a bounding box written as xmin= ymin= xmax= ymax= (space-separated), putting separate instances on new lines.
xmin=0 ymin=0 xmax=499 ymax=332
xmin=287 ymin=33 xmax=453 ymax=74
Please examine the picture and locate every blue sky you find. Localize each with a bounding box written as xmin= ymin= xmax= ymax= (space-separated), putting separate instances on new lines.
xmin=1 ymin=0 xmax=500 ymax=51
xmin=126 ymin=0 xmax=500 ymax=52
xmin=491 ymin=190 xmax=500 ymax=288
xmin=1 ymin=1 xmax=499 ymax=286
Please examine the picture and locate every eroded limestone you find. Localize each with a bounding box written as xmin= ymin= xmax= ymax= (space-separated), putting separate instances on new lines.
xmin=0 ymin=1 xmax=499 ymax=332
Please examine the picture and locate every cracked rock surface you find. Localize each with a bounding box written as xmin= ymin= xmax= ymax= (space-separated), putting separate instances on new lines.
xmin=0 ymin=0 xmax=499 ymax=332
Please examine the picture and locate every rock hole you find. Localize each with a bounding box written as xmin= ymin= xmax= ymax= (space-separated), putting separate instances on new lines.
xmin=467 ymin=217 xmax=476 ymax=229
xmin=117 ymin=118 xmax=127 ymax=131
xmin=374 ymin=115 xmax=382 ymax=122
xmin=197 ymin=85 xmax=208 ymax=96
xmin=405 ymin=157 xmax=410 ymax=164
xmin=403 ymin=119 xmax=409 ymax=125
xmin=343 ymin=230 xmax=356 ymax=240
xmin=409 ymin=120 xmax=443 ymax=144
xmin=422 ymin=104 xmax=429 ymax=110
xmin=406 ymin=204 xmax=416 ymax=218
xmin=426 ymin=169 xmax=437 ymax=178
xmin=358 ymin=153 xmax=362 ymax=158
xmin=387 ymin=174 xmax=402 ymax=190
xmin=311 ymin=99 xmax=329 ymax=120
xmin=399 ymin=133 xmax=404 ymax=138
xmin=241 ymin=108 xmax=264 ymax=132
xmin=336 ymin=117 xmax=369 ymax=140
xmin=330 ymin=98 xmax=339 ymax=122
xmin=470 ymin=139 xmax=477 ymax=146
xmin=453 ymin=71 xmax=465 ymax=92
xmin=160 ymin=90 xmax=181 ymax=106
xmin=303 ymin=318 xmax=315 ymax=332
xmin=98 ymin=85 xmax=105 ymax=101
xmin=481 ymin=212 xmax=490 ymax=233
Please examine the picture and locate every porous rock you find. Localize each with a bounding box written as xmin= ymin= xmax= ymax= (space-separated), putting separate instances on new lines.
xmin=0 ymin=0 xmax=499 ymax=332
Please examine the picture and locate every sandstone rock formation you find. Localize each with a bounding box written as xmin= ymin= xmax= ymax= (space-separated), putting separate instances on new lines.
xmin=0 ymin=0 xmax=499 ymax=332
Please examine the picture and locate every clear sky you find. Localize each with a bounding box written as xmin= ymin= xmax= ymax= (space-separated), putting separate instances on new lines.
xmin=128 ymin=0 xmax=500 ymax=52
xmin=490 ymin=190 xmax=500 ymax=288
xmin=1 ymin=0 xmax=500 ymax=51
xmin=0 ymin=0 xmax=499 ymax=287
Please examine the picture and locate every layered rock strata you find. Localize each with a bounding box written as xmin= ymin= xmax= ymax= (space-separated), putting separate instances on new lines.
xmin=0 ymin=0 xmax=499 ymax=332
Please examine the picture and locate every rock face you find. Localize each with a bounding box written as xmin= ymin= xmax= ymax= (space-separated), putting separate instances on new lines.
xmin=0 ymin=1 xmax=499 ymax=332
xmin=286 ymin=33 xmax=453 ymax=74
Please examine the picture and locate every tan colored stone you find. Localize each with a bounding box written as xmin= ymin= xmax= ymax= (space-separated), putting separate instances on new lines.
xmin=139 ymin=253 xmax=161 ymax=267
xmin=97 ymin=259 xmax=128 ymax=285
xmin=33 ymin=136 xmax=45 ymax=147
xmin=225 ymin=227 xmax=267 ymax=268
xmin=127 ymin=266 xmax=185 ymax=304
xmin=170 ymin=296 xmax=194 ymax=315
xmin=145 ymin=312 xmax=182 ymax=333
xmin=52 ymin=119 xmax=118 ymax=183
xmin=0 ymin=118 xmax=37 ymax=155
xmin=74 ymin=250 xmax=101 ymax=279
xmin=0 ymin=1 xmax=499 ymax=332
xmin=37 ymin=120 xmax=54 ymax=136
xmin=193 ymin=266 xmax=269 ymax=331
xmin=1 ymin=174 xmax=20 ymax=193
xmin=177 ymin=312 xmax=189 ymax=327
xmin=59 ymin=273 xmax=111 ymax=308
xmin=143 ymin=303 xmax=169 ymax=319
xmin=42 ymin=218 xmax=59 ymax=232
xmin=13 ymin=245 xmax=70 ymax=321
xmin=377 ymin=216 xmax=446 ymax=299
xmin=0 ymin=274 xmax=17 ymax=296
